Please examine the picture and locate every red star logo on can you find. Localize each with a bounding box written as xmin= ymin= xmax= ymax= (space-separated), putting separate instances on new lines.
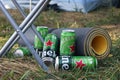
xmin=46 ymin=40 xmax=53 ymax=46
xmin=76 ymin=60 xmax=86 ymax=69
xmin=70 ymin=45 xmax=75 ymax=52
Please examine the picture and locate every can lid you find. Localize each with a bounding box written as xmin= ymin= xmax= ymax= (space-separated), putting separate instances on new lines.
xmin=62 ymin=29 xmax=75 ymax=32
xmin=55 ymin=56 xmax=59 ymax=70
xmin=14 ymin=49 xmax=24 ymax=57
xmin=36 ymin=26 xmax=48 ymax=32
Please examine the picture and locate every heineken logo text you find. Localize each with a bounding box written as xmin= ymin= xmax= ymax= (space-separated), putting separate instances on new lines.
xmin=61 ymin=56 xmax=70 ymax=70
xmin=42 ymin=49 xmax=56 ymax=58
xmin=38 ymin=51 xmax=42 ymax=56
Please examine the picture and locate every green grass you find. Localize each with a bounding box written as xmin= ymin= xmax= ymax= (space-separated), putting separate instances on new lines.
xmin=0 ymin=7 xmax=120 ymax=80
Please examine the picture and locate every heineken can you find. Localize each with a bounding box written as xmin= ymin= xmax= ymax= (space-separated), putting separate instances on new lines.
xmin=60 ymin=30 xmax=75 ymax=56
xmin=14 ymin=47 xmax=31 ymax=57
xmin=34 ymin=26 xmax=48 ymax=57
xmin=42 ymin=33 xmax=58 ymax=66
xmin=55 ymin=56 xmax=97 ymax=70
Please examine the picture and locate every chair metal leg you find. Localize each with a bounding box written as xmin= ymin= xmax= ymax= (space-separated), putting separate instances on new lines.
xmin=0 ymin=0 xmax=50 ymax=56
xmin=11 ymin=0 xmax=44 ymax=46
xmin=0 ymin=0 xmax=50 ymax=72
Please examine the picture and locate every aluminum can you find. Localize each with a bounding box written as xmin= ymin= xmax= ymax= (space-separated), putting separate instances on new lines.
xmin=60 ymin=30 xmax=75 ymax=56
xmin=14 ymin=47 xmax=31 ymax=57
xmin=42 ymin=33 xmax=58 ymax=66
xmin=34 ymin=26 xmax=48 ymax=56
xmin=55 ymin=56 xmax=97 ymax=70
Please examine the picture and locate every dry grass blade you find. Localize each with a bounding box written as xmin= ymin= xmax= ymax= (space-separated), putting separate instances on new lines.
xmin=19 ymin=70 xmax=30 ymax=80
xmin=0 ymin=58 xmax=40 ymax=79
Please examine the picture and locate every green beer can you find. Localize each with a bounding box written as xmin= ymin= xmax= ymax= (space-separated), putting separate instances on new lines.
xmin=42 ymin=33 xmax=58 ymax=66
xmin=34 ymin=26 xmax=48 ymax=56
xmin=55 ymin=56 xmax=97 ymax=70
xmin=60 ymin=30 xmax=75 ymax=56
xmin=14 ymin=47 xmax=31 ymax=57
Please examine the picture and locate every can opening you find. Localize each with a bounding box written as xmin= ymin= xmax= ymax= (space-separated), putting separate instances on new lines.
xmin=42 ymin=57 xmax=54 ymax=66
xmin=91 ymin=35 xmax=107 ymax=55
xmin=44 ymin=61 xmax=53 ymax=66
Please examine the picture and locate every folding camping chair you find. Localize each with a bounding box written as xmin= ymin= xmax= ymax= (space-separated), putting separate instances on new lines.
xmin=0 ymin=0 xmax=50 ymax=72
